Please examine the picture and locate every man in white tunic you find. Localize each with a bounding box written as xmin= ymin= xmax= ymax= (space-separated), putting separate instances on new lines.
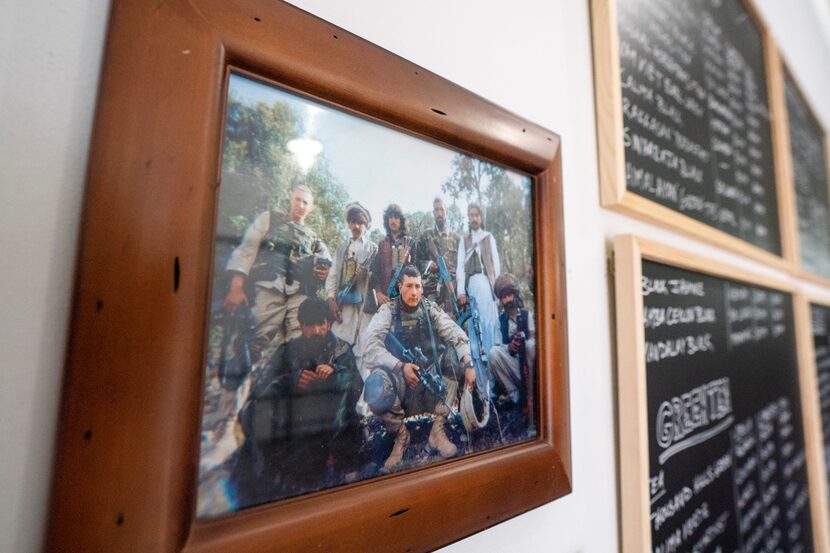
xmin=325 ymin=203 xmax=378 ymax=391
xmin=455 ymin=201 xmax=500 ymax=370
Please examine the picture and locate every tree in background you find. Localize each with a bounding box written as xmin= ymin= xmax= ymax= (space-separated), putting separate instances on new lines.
xmin=442 ymin=153 xmax=536 ymax=306
xmin=447 ymin=202 xmax=464 ymax=233
xmin=218 ymin=92 xmax=348 ymax=254
xmin=219 ymin=92 xmax=300 ymax=235
xmin=406 ymin=205 xmax=464 ymax=237
xmin=404 ymin=210 xmax=434 ymax=237
xmin=485 ymin=170 xmax=535 ymax=303
xmin=442 ymin=155 xmax=509 ymax=206
xmin=368 ymin=227 xmax=385 ymax=245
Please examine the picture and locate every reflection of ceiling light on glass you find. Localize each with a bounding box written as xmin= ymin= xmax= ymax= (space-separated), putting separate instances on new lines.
xmin=287 ymin=137 xmax=322 ymax=174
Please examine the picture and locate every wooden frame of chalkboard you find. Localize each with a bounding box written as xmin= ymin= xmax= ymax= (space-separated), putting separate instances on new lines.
xmin=592 ymin=0 xmax=797 ymax=270
xmin=796 ymin=294 xmax=830 ymax=550
xmin=613 ymin=235 xmax=830 ymax=553
xmin=778 ymin=58 xmax=830 ymax=286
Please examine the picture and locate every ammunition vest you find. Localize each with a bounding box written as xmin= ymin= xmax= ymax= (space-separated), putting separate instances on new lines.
xmin=375 ymin=235 xmax=414 ymax=293
xmin=419 ymin=229 xmax=459 ymax=295
xmin=391 ymin=299 xmax=434 ymax=356
xmin=249 ymin=211 xmax=324 ymax=290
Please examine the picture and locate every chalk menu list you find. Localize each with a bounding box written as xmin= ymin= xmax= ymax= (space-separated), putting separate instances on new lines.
xmin=643 ymin=260 xmax=813 ymax=553
xmin=810 ymin=303 xmax=830 ymax=508
xmin=787 ymin=75 xmax=830 ymax=279
xmin=618 ymin=0 xmax=781 ymax=255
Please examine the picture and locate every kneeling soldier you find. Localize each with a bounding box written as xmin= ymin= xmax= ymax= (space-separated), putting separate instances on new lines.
xmin=363 ymin=265 xmax=474 ymax=473
xmin=233 ymin=297 xmax=363 ymax=504
xmin=489 ymin=274 xmax=535 ymax=410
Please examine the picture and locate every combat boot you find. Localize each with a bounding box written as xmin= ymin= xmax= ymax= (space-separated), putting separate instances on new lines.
xmin=382 ymin=426 xmax=410 ymax=473
xmin=428 ymin=416 xmax=458 ymax=458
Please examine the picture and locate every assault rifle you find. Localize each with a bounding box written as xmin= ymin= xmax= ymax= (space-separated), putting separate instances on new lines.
xmin=385 ymin=242 xmax=412 ymax=299
xmin=515 ymin=310 xmax=534 ymax=430
xmin=385 ymin=331 xmax=461 ymax=425
xmin=428 ymin=241 xmax=461 ymax=320
xmin=386 ymin=263 xmax=405 ymax=299
xmin=217 ymin=306 xmax=255 ymax=391
xmin=336 ymin=250 xmax=377 ymax=305
xmin=456 ymin=295 xmax=490 ymax=397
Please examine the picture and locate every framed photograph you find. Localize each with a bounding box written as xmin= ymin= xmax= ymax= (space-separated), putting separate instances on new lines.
xmin=46 ymin=1 xmax=570 ymax=552
xmin=198 ymin=70 xmax=545 ymax=514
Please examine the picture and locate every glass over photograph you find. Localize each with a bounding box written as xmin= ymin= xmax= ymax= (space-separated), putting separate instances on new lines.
xmin=197 ymin=72 xmax=540 ymax=516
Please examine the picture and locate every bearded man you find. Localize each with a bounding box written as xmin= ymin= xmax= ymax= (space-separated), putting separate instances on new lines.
xmin=416 ymin=197 xmax=460 ymax=319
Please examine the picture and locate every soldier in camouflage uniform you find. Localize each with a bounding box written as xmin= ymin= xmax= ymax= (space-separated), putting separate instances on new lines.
xmin=416 ymin=197 xmax=460 ymax=319
xmin=363 ymin=265 xmax=474 ymax=473
xmin=233 ymin=297 xmax=364 ymax=504
xmin=223 ymin=185 xmax=331 ymax=361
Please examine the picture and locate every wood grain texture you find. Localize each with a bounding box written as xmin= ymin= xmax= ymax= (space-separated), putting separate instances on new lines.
xmin=613 ymin=236 xmax=651 ymax=553
xmin=590 ymin=0 xmax=626 ymax=207
xmin=794 ymin=294 xmax=830 ymax=553
xmin=612 ymin=193 xmax=792 ymax=271
xmin=45 ymin=1 xmax=570 ymax=552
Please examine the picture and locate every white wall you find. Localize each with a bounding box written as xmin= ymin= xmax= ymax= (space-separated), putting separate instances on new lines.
xmin=2 ymin=0 xmax=829 ymax=552
xmin=1 ymin=2 xmax=110 ymax=553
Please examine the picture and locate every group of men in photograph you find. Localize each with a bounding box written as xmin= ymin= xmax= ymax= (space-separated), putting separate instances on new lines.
xmin=220 ymin=183 xmax=536 ymax=505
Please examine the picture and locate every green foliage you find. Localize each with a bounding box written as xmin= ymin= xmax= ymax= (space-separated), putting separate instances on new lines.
xmin=217 ymin=92 xmax=302 ymax=239
xmin=215 ymin=89 xmax=536 ymax=308
xmin=405 ymin=210 xmax=434 ymax=237
xmin=485 ymin=171 xmax=535 ymax=305
xmin=301 ymin=159 xmax=349 ymax=251
xmin=368 ymin=228 xmax=385 ymax=244
xmin=442 ymin=156 xmax=504 ymax=205
xmin=443 ymin=153 xmax=536 ymax=307
xmin=446 ymin=202 xmax=465 ymax=233
xmin=217 ymin=93 xmax=348 ymax=254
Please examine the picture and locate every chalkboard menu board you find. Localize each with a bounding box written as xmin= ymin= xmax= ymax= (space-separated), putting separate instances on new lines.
xmin=641 ymin=260 xmax=813 ymax=552
xmin=616 ymin=0 xmax=781 ymax=255
xmin=786 ymin=74 xmax=830 ymax=279
xmin=810 ymin=302 xmax=830 ymax=508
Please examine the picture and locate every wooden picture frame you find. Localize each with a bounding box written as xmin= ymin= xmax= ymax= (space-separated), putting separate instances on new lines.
xmin=613 ymin=235 xmax=829 ymax=553
xmin=45 ymin=1 xmax=570 ymax=552
xmin=592 ymin=0 xmax=797 ymax=270
xmin=777 ymin=56 xmax=830 ymax=287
